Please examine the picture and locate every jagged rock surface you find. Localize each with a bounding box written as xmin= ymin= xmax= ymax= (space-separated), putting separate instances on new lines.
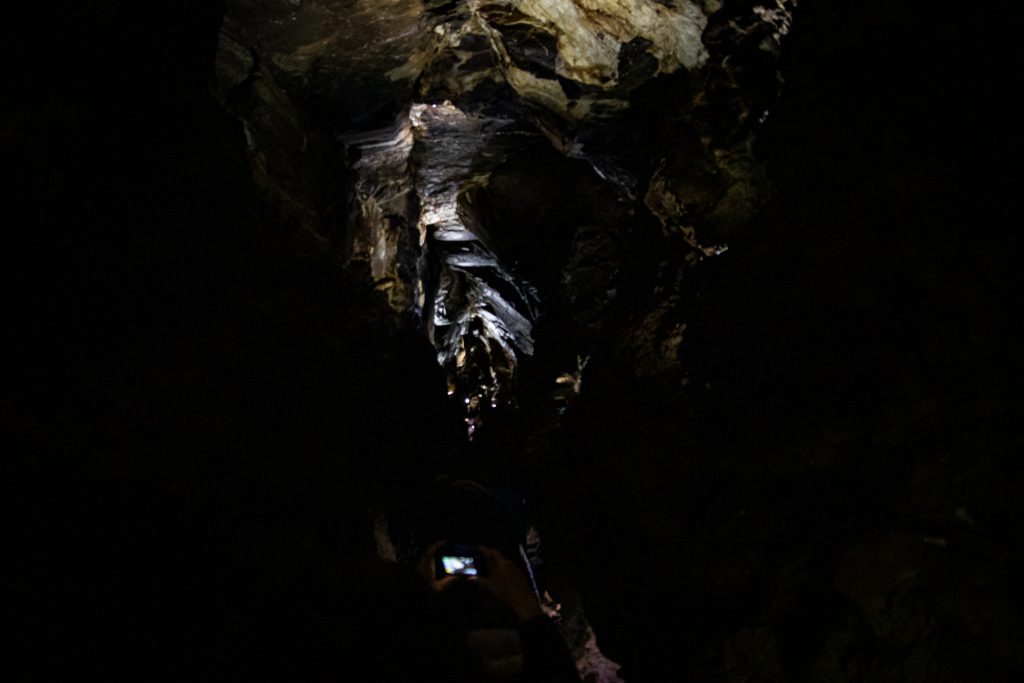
xmin=5 ymin=0 xmax=1022 ymax=681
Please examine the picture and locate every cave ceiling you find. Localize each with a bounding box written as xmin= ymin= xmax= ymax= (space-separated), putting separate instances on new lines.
xmin=219 ymin=0 xmax=793 ymax=428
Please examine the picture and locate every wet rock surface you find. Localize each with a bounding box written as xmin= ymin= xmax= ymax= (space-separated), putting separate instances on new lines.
xmin=4 ymin=0 xmax=1022 ymax=680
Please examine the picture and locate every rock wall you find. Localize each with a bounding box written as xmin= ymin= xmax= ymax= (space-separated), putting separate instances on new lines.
xmin=5 ymin=0 xmax=1021 ymax=680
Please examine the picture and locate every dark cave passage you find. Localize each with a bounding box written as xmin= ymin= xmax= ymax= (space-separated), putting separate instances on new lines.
xmin=4 ymin=1 xmax=1023 ymax=681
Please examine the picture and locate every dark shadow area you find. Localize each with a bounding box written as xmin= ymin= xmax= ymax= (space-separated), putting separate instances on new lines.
xmin=4 ymin=1 xmax=1021 ymax=681
xmin=525 ymin=1 xmax=1024 ymax=680
xmin=3 ymin=2 xmax=460 ymax=678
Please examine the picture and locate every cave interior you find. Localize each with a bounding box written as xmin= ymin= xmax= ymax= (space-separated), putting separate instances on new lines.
xmin=3 ymin=0 xmax=1022 ymax=680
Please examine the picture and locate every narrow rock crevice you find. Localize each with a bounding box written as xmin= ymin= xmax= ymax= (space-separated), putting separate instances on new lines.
xmin=6 ymin=1 xmax=1021 ymax=680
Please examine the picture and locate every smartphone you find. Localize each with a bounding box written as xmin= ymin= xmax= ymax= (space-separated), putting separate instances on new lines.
xmin=435 ymin=543 xmax=485 ymax=578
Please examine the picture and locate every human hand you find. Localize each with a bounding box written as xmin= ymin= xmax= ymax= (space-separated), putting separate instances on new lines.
xmin=471 ymin=546 xmax=542 ymax=624
xmin=417 ymin=540 xmax=460 ymax=593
